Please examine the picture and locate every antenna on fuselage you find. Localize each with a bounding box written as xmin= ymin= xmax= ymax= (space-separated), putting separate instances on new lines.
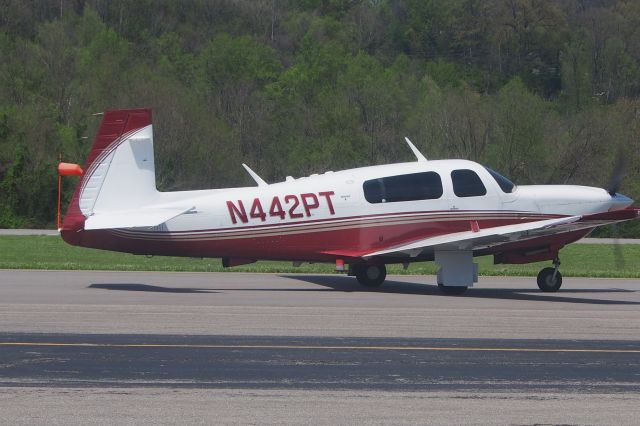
xmin=404 ymin=137 xmax=427 ymax=162
xmin=242 ymin=163 xmax=268 ymax=187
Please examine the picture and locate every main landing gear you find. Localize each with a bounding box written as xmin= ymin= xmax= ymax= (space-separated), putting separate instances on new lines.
xmin=537 ymin=258 xmax=563 ymax=292
xmin=350 ymin=256 xmax=565 ymax=293
xmin=352 ymin=263 xmax=387 ymax=288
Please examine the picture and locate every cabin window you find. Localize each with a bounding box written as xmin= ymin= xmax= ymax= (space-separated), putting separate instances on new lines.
xmin=363 ymin=172 xmax=443 ymax=203
xmin=451 ymin=169 xmax=487 ymax=197
xmin=485 ymin=167 xmax=516 ymax=193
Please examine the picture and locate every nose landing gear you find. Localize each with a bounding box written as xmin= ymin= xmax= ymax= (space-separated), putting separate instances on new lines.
xmin=537 ymin=258 xmax=562 ymax=292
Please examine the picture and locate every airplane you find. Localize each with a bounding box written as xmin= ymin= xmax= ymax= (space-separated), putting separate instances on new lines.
xmin=58 ymin=108 xmax=640 ymax=294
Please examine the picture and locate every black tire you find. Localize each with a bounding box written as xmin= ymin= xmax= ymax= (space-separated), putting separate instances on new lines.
xmin=437 ymin=283 xmax=468 ymax=295
xmin=354 ymin=264 xmax=386 ymax=288
xmin=537 ymin=267 xmax=562 ymax=292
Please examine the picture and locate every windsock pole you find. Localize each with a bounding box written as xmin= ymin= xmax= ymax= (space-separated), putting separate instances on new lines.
xmin=57 ymin=172 xmax=62 ymax=230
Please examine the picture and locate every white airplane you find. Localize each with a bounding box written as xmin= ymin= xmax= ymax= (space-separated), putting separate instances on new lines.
xmin=59 ymin=108 xmax=639 ymax=294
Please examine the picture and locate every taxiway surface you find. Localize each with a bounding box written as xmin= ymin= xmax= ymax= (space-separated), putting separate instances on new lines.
xmin=1 ymin=270 xmax=639 ymax=339
xmin=1 ymin=270 xmax=639 ymax=424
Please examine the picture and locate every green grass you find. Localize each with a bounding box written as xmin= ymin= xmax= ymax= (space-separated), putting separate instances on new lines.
xmin=0 ymin=235 xmax=638 ymax=278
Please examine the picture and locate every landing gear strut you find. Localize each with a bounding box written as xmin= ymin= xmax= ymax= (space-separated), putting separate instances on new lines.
xmin=352 ymin=263 xmax=386 ymax=288
xmin=537 ymin=258 xmax=562 ymax=292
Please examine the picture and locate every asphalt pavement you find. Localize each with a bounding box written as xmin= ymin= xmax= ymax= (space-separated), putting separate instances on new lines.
xmin=1 ymin=270 xmax=639 ymax=424
xmin=2 ymin=333 xmax=639 ymax=392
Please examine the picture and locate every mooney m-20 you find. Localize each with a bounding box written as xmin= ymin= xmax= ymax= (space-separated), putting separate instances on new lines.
xmin=59 ymin=109 xmax=639 ymax=294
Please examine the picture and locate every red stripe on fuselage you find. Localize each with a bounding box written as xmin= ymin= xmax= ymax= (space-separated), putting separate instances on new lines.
xmin=71 ymin=211 xmax=566 ymax=261
xmin=111 ymin=210 xmax=561 ymax=238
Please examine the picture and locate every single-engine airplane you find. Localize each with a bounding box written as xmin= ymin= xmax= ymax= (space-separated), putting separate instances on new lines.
xmin=59 ymin=108 xmax=639 ymax=294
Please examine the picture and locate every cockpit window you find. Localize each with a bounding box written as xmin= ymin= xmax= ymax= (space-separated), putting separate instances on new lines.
xmin=484 ymin=167 xmax=516 ymax=193
xmin=451 ymin=169 xmax=487 ymax=197
xmin=363 ymin=172 xmax=443 ymax=203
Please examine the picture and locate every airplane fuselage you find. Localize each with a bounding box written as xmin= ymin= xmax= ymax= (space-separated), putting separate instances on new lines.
xmin=65 ymin=159 xmax=632 ymax=262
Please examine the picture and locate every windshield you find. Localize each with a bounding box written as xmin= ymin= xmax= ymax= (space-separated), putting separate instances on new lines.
xmin=485 ymin=167 xmax=516 ymax=193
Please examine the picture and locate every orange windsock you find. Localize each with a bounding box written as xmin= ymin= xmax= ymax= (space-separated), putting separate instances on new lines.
xmin=58 ymin=162 xmax=83 ymax=176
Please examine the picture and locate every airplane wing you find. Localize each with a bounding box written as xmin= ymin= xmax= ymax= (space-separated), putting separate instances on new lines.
xmin=84 ymin=206 xmax=195 ymax=230
xmin=364 ymin=208 xmax=640 ymax=259
xmin=363 ymin=215 xmax=583 ymax=259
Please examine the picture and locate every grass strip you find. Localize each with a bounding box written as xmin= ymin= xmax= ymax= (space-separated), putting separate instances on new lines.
xmin=0 ymin=236 xmax=638 ymax=278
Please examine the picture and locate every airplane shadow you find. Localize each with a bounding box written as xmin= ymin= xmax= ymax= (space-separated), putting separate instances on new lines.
xmin=87 ymin=283 xmax=333 ymax=293
xmin=280 ymin=275 xmax=640 ymax=306
xmin=88 ymin=276 xmax=639 ymax=305
xmin=88 ymin=283 xmax=220 ymax=294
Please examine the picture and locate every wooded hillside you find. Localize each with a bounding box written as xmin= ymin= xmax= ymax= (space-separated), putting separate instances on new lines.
xmin=0 ymin=0 xmax=639 ymax=234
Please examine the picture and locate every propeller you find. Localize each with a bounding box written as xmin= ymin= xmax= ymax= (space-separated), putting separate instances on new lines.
xmin=607 ymin=147 xmax=626 ymax=196
xmin=606 ymin=145 xmax=627 ymax=268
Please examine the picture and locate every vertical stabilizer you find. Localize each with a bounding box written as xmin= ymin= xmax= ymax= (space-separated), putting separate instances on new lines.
xmin=80 ymin=123 xmax=158 ymax=215
xmin=61 ymin=109 xmax=156 ymax=240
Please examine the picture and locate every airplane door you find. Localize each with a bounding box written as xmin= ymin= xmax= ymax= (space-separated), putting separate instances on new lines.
xmin=447 ymin=168 xmax=502 ymax=213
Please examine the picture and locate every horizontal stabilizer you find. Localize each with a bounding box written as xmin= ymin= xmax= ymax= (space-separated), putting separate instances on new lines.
xmin=84 ymin=206 xmax=194 ymax=230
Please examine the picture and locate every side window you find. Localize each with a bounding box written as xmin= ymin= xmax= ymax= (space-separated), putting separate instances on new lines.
xmin=363 ymin=172 xmax=443 ymax=203
xmin=451 ymin=169 xmax=487 ymax=197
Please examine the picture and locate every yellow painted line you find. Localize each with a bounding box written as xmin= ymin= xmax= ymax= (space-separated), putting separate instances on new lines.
xmin=0 ymin=342 xmax=639 ymax=353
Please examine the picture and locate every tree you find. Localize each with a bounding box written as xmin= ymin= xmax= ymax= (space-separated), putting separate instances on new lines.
xmin=487 ymin=77 xmax=548 ymax=183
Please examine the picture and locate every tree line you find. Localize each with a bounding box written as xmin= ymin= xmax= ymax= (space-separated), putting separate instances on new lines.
xmin=0 ymin=0 xmax=638 ymax=236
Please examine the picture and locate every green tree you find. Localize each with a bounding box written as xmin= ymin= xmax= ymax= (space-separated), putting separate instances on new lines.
xmin=487 ymin=77 xmax=548 ymax=183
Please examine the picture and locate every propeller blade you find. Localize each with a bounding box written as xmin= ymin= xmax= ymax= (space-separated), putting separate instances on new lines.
xmin=611 ymin=223 xmax=626 ymax=270
xmin=607 ymin=147 xmax=626 ymax=196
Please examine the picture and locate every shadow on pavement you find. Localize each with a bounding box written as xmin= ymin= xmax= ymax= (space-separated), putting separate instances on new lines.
xmin=88 ymin=283 xmax=332 ymax=293
xmin=280 ymin=274 xmax=640 ymax=305
xmin=89 ymin=283 xmax=219 ymax=293
xmin=88 ymin=276 xmax=638 ymax=305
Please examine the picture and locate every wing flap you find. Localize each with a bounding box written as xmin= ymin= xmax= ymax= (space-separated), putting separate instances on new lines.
xmin=84 ymin=206 xmax=194 ymax=230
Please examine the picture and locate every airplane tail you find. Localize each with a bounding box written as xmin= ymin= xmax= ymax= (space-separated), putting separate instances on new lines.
xmin=60 ymin=109 xmax=160 ymax=243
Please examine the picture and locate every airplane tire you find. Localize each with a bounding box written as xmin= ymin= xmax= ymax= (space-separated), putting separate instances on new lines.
xmin=437 ymin=284 xmax=468 ymax=295
xmin=537 ymin=267 xmax=562 ymax=292
xmin=354 ymin=264 xmax=386 ymax=288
